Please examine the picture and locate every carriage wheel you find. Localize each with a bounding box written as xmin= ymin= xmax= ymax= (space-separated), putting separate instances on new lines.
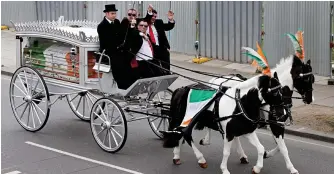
xmin=67 ymin=91 xmax=101 ymax=121
xmin=90 ymin=97 xmax=127 ymax=153
xmin=147 ymin=89 xmax=173 ymax=139
xmin=9 ymin=66 xmax=50 ymax=132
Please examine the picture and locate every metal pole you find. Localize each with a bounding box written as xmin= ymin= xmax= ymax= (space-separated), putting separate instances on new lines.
xmin=328 ymin=4 xmax=334 ymax=85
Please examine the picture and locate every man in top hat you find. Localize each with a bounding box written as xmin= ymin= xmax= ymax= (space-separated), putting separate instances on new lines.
xmin=97 ymin=4 xmax=133 ymax=90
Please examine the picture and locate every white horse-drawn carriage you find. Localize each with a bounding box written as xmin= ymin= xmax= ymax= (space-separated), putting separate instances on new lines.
xmin=9 ymin=17 xmax=177 ymax=153
xmin=9 ymin=16 xmax=316 ymax=174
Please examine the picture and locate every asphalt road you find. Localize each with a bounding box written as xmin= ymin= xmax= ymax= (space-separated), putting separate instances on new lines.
xmin=2 ymin=75 xmax=334 ymax=174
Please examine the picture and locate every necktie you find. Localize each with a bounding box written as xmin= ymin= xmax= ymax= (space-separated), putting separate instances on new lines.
xmin=148 ymin=25 xmax=156 ymax=44
xmin=147 ymin=38 xmax=154 ymax=56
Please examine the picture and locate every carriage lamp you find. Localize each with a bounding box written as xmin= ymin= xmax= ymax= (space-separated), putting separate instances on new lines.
xmin=71 ymin=47 xmax=76 ymax=55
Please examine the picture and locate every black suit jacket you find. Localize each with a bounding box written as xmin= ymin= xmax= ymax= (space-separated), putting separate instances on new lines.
xmin=97 ymin=17 xmax=122 ymax=64
xmin=144 ymin=13 xmax=175 ymax=50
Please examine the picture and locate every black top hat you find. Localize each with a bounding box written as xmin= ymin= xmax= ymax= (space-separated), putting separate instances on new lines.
xmin=103 ymin=4 xmax=118 ymax=13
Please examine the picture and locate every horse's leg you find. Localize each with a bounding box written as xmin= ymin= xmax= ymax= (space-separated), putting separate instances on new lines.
xmin=235 ymin=137 xmax=249 ymax=164
xmin=275 ymin=135 xmax=299 ymax=174
xmin=199 ymin=127 xmax=211 ymax=145
xmin=264 ymin=133 xmax=280 ymax=158
xmin=184 ymin=132 xmax=208 ymax=168
xmin=264 ymin=146 xmax=279 ymax=158
xmin=220 ymin=137 xmax=233 ymax=174
xmin=244 ymin=132 xmax=265 ymax=174
xmin=173 ymin=138 xmax=183 ymax=165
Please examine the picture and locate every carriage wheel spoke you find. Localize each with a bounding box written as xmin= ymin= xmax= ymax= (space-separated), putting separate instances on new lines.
xmin=86 ymin=96 xmax=92 ymax=109
xmin=32 ymin=80 xmax=39 ymax=94
xmin=150 ymin=116 xmax=159 ymax=122
xmin=111 ymin=124 xmax=123 ymax=127
xmin=29 ymin=70 xmax=34 ymax=94
xmin=109 ymin=105 xmax=115 ymax=122
xmin=75 ymin=96 xmax=83 ymax=111
xmin=23 ymin=70 xmax=31 ymax=96
xmin=70 ymin=94 xmax=79 ymax=102
xmin=93 ymin=112 xmax=105 ymax=122
xmin=108 ymin=129 xmax=112 ymax=148
xmin=83 ymin=96 xmax=86 ymax=116
xmin=20 ymin=103 xmax=29 ymax=119
xmin=13 ymin=83 xmax=27 ymax=96
xmin=105 ymin=103 xmax=109 ymax=121
xmin=98 ymin=105 xmax=107 ymax=120
xmin=17 ymin=74 xmax=28 ymax=95
xmin=32 ymin=99 xmax=45 ymax=103
xmin=87 ymin=92 xmax=98 ymax=100
xmin=96 ymin=127 xmax=106 ymax=136
xmin=109 ymin=129 xmax=119 ymax=146
xmin=110 ymin=115 xmax=120 ymax=125
xmin=30 ymin=103 xmax=36 ymax=128
xmin=27 ymin=103 xmax=31 ymax=127
xmin=103 ymin=130 xmax=108 ymax=144
xmin=32 ymin=103 xmax=42 ymax=124
xmin=12 ymin=95 xmax=25 ymax=98
xmin=32 ymin=102 xmax=45 ymax=116
xmin=15 ymin=101 xmax=26 ymax=110
xmin=156 ymin=118 xmax=163 ymax=130
xmin=110 ymin=127 xmax=122 ymax=139
xmin=87 ymin=93 xmax=95 ymax=104
xmin=92 ymin=122 xmax=101 ymax=126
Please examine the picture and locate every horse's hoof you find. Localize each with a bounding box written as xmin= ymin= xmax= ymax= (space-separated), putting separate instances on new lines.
xmin=199 ymin=139 xmax=209 ymax=146
xmin=173 ymin=159 xmax=181 ymax=165
xmin=240 ymin=157 xmax=249 ymax=164
xmin=252 ymin=168 xmax=260 ymax=174
xmin=199 ymin=139 xmax=204 ymax=145
xmin=198 ymin=162 xmax=208 ymax=168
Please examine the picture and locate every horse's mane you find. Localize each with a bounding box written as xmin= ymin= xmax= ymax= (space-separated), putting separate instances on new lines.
xmin=271 ymin=55 xmax=294 ymax=73
xmin=271 ymin=55 xmax=294 ymax=89
xmin=233 ymin=75 xmax=260 ymax=91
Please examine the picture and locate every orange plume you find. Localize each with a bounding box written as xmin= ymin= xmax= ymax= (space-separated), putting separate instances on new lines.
xmin=295 ymin=30 xmax=305 ymax=60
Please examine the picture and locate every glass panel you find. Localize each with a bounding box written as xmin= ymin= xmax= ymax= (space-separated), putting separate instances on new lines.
xmin=22 ymin=37 xmax=80 ymax=84
xmin=86 ymin=50 xmax=103 ymax=81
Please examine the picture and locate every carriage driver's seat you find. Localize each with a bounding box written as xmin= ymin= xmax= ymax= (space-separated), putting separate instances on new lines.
xmin=93 ymin=50 xmax=111 ymax=73
xmin=92 ymin=50 xmax=126 ymax=96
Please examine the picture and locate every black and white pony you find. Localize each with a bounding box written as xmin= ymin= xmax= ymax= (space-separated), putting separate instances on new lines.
xmin=196 ymin=31 xmax=314 ymax=174
xmin=163 ymin=70 xmax=285 ymax=174
xmin=163 ymin=43 xmax=290 ymax=172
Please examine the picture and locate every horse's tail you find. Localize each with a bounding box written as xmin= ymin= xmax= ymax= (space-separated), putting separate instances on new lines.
xmin=162 ymin=86 xmax=190 ymax=148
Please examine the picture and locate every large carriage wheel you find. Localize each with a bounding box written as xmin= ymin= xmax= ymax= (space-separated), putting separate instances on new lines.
xmin=9 ymin=66 xmax=50 ymax=132
xmin=67 ymin=91 xmax=101 ymax=121
xmin=147 ymin=89 xmax=173 ymax=139
xmin=90 ymin=97 xmax=127 ymax=153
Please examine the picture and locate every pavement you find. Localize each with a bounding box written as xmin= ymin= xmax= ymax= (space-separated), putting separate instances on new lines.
xmin=2 ymin=76 xmax=334 ymax=174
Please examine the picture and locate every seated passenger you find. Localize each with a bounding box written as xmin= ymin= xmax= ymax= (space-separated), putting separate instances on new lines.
xmin=130 ymin=19 xmax=163 ymax=79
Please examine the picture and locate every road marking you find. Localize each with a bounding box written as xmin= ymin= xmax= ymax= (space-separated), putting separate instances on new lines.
xmin=4 ymin=171 xmax=21 ymax=174
xmin=25 ymin=141 xmax=144 ymax=174
xmin=256 ymin=130 xmax=334 ymax=150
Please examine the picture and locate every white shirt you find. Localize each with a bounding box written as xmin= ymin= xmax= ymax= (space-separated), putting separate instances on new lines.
xmin=105 ymin=17 xmax=114 ymax=24
xmin=136 ymin=33 xmax=153 ymax=61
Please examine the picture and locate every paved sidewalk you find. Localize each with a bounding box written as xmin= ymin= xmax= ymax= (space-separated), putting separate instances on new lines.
xmin=2 ymin=29 xmax=334 ymax=143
